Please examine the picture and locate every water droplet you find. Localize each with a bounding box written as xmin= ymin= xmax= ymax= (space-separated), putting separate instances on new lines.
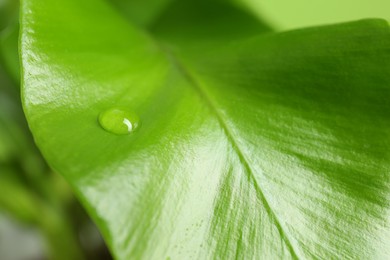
xmin=98 ymin=107 xmax=140 ymax=135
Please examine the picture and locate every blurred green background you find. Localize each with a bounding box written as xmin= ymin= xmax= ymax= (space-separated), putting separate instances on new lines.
xmin=0 ymin=0 xmax=388 ymax=259
xmin=245 ymin=0 xmax=390 ymax=30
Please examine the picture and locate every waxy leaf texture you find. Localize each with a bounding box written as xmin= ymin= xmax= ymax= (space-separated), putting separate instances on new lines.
xmin=21 ymin=0 xmax=390 ymax=258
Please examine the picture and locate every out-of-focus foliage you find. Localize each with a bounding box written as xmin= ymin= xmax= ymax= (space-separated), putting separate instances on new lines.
xmin=242 ymin=0 xmax=390 ymax=30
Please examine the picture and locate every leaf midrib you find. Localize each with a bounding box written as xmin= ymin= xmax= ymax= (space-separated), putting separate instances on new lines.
xmin=158 ymin=42 xmax=301 ymax=259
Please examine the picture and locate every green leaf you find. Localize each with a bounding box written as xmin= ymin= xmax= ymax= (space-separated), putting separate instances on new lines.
xmin=109 ymin=0 xmax=271 ymax=46
xmin=20 ymin=0 xmax=390 ymax=259
xmin=107 ymin=0 xmax=174 ymax=27
xmin=108 ymin=0 xmax=271 ymax=34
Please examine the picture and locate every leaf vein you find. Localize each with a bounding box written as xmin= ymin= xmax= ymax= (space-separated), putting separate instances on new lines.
xmin=164 ymin=48 xmax=302 ymax=260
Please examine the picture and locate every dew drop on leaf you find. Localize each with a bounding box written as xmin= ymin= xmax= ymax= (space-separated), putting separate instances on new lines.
xmin=98 ymin=107 xmax=140 ymax=135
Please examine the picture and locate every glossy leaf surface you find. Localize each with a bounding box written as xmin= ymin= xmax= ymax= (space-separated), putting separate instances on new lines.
xmin=21 ymin=0 xmax=390 ymax=259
